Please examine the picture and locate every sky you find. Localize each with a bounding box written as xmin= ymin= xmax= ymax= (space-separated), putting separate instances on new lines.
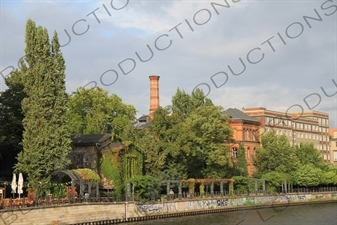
xmin=1 ymin=0 xmax=337 ymax=126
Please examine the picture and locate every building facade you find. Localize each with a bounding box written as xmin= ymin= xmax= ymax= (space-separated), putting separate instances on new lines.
xmin=330 ymin=128 xmax=337 ymax=165
xmin=222 ymin=108 xmax=260 ymax=177
xmin=243 ymin=107 xmax=331 ymax=162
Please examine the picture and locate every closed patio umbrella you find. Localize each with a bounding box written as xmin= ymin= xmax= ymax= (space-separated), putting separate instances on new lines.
xmin=18 ymin=173 xmax=24 ymax=199
xmin=11 ymin=173 xmax=17 ymax=198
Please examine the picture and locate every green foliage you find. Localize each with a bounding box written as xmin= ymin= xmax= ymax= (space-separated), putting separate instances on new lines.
xmin=121 ymin=145 xmax=143 ymax=182
xmin=73 ymin=168 xmax=100 ymax=184
xmin=127 ymin=175 xmax=161 ymax=202
xmin=14 ymin=20 xmax=71 ymax=196
xmin=292 ymin=164 xmax=322 ymax=187
xmin=228 ymin=181 xmax=234 ymax=196
xmin=50 ymin=184 xmax=66 ymax=198
xmin=261 ymin=171 xmax=287 ymax=194
xmin=319 ymin=170 xmax=337 ymax=185
xmin=140 ymin=88 xmax=234 ymax=180
xmin=100 ymin=151 xmax=122 ymax=196
xmin=66 ymin=87 xmax=136 ymax=137
xmin=294 ymin=143 xmax=327 ymax=170
xmin=171 ymin=88 xmax=213 ymax=118
xmin=253 ymin=131 xmax=337 ymax=189
xmin=254 ymin=131 xmax=298 ymax=175
xmin=232 ymin=144 xmax=248 ymax=177
xmin=0 ymin=70 xmax=25 ymax=164
xmin=0 ymin=70 xmax=26 ymax=151
xmin=232 ymin=176 xmax=250 ymax=193
xmin=199 ymin=183 xmax=205 ymax=197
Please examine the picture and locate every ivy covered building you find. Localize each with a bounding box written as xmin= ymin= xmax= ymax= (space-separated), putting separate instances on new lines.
xmin=69 ymin=134 xmax=143 ymax=196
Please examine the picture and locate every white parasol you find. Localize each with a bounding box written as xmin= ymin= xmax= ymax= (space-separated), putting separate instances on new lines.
xmin=18 ymin=173 xmax=24 ymax=199
xmin=11 ymin=173 xmax=17 ymax=198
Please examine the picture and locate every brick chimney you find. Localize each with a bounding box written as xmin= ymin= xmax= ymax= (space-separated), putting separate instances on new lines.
xmin=149 ymin=75 xmax=160 ymax=116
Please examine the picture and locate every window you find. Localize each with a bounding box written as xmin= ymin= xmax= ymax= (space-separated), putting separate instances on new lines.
xmin=232 ymin=148 xmax=238 ymax=158
xmin=70 ymin=152 xmax=84 ymax=168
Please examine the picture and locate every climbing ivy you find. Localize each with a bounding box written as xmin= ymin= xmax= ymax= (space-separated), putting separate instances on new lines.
xmin=120 ymin=145 xmax=143 ymax=183
xmin=100 ymin=150 xmax=123 ymax=196
xmin=73 ymin=168 xmax=100 ymax=184
xmin=229 ymin=181 xmax=234 ymax=196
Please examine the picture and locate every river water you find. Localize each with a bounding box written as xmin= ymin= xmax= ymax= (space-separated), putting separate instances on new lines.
xmin=124 ymin=203 xmax=337 ymax=225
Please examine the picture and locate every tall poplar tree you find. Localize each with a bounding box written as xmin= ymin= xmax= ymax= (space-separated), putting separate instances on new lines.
xmin=15 ymin=20 xmax=71 ymax=195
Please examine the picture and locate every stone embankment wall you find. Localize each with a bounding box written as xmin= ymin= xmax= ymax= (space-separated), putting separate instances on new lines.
xmin=137 ymin=192 xmax=337 ymax=214
xmin=1 ymin=192 xmax=337 ymax=225
xmin=0 ymin=203 xmax=142 ymax=225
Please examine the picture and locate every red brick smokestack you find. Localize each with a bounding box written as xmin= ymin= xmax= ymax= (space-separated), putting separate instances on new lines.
xmin=149 ymin=75 xmax=160 ymax=116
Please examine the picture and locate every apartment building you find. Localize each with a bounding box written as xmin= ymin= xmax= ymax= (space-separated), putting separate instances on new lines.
xmin=243 ymin=107 xmax=331 ymax=163
xmin=222 ymin=108 xmax=260 ymax=177
xmin=330 ymin=128 xmax=337 ymax=165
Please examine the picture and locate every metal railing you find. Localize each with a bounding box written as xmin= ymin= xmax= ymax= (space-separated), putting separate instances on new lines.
xmin=2 ymin=186 xmax=337 ymax=209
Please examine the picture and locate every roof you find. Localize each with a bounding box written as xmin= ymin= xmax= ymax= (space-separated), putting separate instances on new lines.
xmin=330 ymin=128 xmax=337 ymax=139
xmin=133 ymin=114 xmax=150 ymax=129
xmin=71 ymin=134 xmax=111 ymax=146
xmin=222 ymin=108 xmax=259 ymax=123
xmin=52 ymin=169 xmax=100 ymax=184
xmin=138 ymin=115 xmax=149 ymax=122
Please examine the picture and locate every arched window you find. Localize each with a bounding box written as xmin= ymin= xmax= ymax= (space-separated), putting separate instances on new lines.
xmin=232 ymin=148 xmax=238 ymax=158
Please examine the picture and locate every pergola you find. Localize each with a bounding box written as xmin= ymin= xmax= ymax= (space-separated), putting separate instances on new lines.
xmin=52 ymin=169 xmax=100 ymax=198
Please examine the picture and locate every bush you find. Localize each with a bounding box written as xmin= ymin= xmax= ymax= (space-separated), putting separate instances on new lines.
xmin=128 ymin=175 xmax=161 ymax=202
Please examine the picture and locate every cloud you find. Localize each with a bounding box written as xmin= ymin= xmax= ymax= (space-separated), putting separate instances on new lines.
xmin=1 ymin=0 xmax=336 ymax=127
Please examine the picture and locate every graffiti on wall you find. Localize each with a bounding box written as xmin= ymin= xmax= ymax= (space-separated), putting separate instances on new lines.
xmin=217 ymin=199 xmax=228 ymax=207
xmin=137 ymin=193 xmax=336 ymax=214
xmin=137 ymin=204 xmax=162 ymax=214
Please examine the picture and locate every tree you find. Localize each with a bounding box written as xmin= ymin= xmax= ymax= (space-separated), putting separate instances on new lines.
xmin=143 ymin=89 xmax=234 ymax=180
xmin=0 ymin=71 xmax=25 ymax=158
xmin=172 ymin=88 xmax=213 ymax=118
xmin=253 ymin=131 xmax=298 ymax=176
xmin=294 ymin=143 xmax=326 ymax=170
xmin=292 ymin=164 xmax=321 ymax=187
xmin=127 ymin=175 xmax=161 ymax=202
xmin=184 ymin=105 xmax=233 ymax=178
xmin=14 ymin=20 xmax=71 ymax=196
xmin=0 ymin=71 xmax=26 ymax=178
xmin=66 ymin=87 xmax=136 ymax=140
xmin=261 ymin=171 xmax=287 ymax=194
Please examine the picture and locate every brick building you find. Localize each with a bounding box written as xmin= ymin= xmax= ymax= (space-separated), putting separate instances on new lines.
xmin=330 ymin=128 xmax=337 ymax=165
xmin=222 ymin=108 xmax=260 ymax=177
